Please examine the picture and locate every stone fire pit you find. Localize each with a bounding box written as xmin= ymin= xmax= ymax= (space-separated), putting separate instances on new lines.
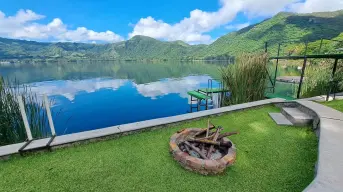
xmin=169 ymin=125 xmax=237 ymax=175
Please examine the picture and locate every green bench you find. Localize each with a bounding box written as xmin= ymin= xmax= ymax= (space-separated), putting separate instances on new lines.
xmin=187 ymin=91 xmax=211 ymax=100
xmin=198 ymin=88 xmax=229 ymax=94
xmin=187 ymin=91 xmax=211 ymax=112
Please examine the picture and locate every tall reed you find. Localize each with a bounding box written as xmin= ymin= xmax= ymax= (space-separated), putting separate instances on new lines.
xmin=301 ymin=59 xmax=343 ymax=98
xmin=220 ymin=53 xmax=268 ymax=105
xmin=0 ymin=77 xmax=50 ymax=146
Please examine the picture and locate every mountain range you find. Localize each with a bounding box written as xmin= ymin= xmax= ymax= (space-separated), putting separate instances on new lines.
xmin=0 ymin=10 xmax=343 ymax=61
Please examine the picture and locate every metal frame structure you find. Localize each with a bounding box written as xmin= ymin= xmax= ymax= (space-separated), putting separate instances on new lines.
xmin=189 ymin=95 xmax=209 ymax=112
xmin=266 ymin=39 xmax=343 ymax=100
xmin=17 ymin=94 xmax=57 ymax=155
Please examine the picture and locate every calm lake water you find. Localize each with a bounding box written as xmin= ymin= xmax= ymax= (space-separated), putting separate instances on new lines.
xmin=0 ymin=60 xmax=224 ymax=135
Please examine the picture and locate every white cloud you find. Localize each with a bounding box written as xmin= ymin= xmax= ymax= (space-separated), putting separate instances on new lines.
xmin=27 ymin=76 xmax=213 ymax=103
xmin=0 ymin=9 xmax=124 ymax=43
xmin=2 ymin=0 xmax=343 ymax=44
xmin=225 ymin=22 xmax=250 ymax=31
xmin=129 ymin=0 xmax=343 ymax=44
xmin=290 ymin=0 xmax=343 ymax=13
xmin=241 ymin=0 xmax=299 ymax=16
xmin=28 ymin=78 xmax=128 ymax=101
xmin=134 ymin=76 xmax=211 ymax=99
xmin=129 ymin=0 xmax=243 ymax=44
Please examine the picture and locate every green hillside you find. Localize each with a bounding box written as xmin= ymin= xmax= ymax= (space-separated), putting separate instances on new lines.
xmin=112 ymin=35 xmax=206 ymax=59
xmin=195 ymin=10 xmax=343 ymax=58
xmin=0 ymin=10 xmax=342 ymax=60
xmin=0 ymin=35 xmax=206 ymax=60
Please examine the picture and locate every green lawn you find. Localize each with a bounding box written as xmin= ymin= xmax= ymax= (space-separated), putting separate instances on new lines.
xmin=0 ymin=106 xmax=317 ymax=192
xmin=321 ymin=99 xmax=343 ymax=112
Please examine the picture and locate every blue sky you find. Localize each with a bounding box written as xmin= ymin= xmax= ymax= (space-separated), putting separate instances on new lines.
xmin=0 ymin=0 xmax=342 ymax=44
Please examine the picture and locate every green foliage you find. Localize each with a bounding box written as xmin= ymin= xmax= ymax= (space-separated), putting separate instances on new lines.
xmin=220 ymin=54 xmax=268 ymax=105
xmin=193 ymin=10 xmax=343 ymax=58
xmin=1 ymin=10 xmax=343 ymax=60
xmin=300 ymin=59 xmax=343 ymax=98
xmin=0 ymin=78 xmax=50 ymax=146
xmin=0 ymin=35 xmax=206 ymax=60
xmin=301 ymin=62 xmax=332 ymax=98
xmin=0 ymin=106 xmax=317 ymax=191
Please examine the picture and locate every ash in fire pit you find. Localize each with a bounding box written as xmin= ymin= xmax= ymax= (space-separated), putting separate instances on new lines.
xmin=169 ymin=121 xmax=238 ymax=175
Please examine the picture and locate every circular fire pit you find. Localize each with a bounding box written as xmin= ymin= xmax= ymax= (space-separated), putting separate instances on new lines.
xmin=170 ymin=128 xmax=236 ymax=175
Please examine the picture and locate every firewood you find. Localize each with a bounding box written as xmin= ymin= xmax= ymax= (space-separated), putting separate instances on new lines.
xmin=194 ymin=124 xmax=216 ymax=137
xmin=189 ymin=139 xmax=232 ymax=147
xmin=188 ymin=138 xmax=220 ymax=145
xmin=198 ymin=133 xmax=215 ymax=140
xmin=206 ymin=127 xmax=222 ymax=158
xmin=200 ymin=144 xmax=205 ymax=154
xmin=217 ymin=131 xmax=239 ymax=140
xmin=184 ymin=141 xmax=208 ymax=159
xmin=206 ymin=119 xmax=210 ymax=137
xmin=184 ymin=143 xmax=191 ymax=153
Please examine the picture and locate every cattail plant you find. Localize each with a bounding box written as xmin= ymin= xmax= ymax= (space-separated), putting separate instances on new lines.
xmin=220 ymin=53 xmax=268 ymax=105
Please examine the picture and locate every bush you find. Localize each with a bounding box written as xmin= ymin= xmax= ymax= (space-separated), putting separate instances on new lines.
xmin=301 ymin=59 xmax=343 ymax=98
xmin=220 ymin=53 xmax=268 ymax=105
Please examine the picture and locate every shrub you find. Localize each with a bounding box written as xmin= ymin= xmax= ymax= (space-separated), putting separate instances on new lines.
xmin=220 ymin=53 xmax=268 ymax=105
xmin=301 ymin=59 xmax=343 ymax=98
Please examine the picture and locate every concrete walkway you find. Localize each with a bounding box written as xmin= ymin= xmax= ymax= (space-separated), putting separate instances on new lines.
xmin=297 ymin=100 xmax=343 ymax=192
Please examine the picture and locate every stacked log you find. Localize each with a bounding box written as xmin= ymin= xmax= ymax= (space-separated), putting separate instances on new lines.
xmin=178 ymin=120 xmax=238 ymax=160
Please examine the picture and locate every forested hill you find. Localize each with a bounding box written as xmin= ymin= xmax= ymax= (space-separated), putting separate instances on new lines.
xmin=0 ymin=36 xmax=207 ymax=60
xmin=195 ymin=10 xmax=343 ymax=59
xmin=0 ymin=10 xmax=343 ymax=60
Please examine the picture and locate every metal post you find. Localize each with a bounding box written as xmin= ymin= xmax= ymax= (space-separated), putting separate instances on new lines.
xmin=190 ymin=95 xmax=193 ymax=113
xmin=326 ymin=58 xmax=339 ymax=101
xmin=319 ymin=39 xmax=323 ymax=54
xmin=297 ymin=57 xmax=307 ymax=99
xmin=43 ymin=94 xmax=56 ymax=136
xmin=17 ymin=96 xmax=33 ymax=141
xmin=273 ymin=43 xmax=281 ymax=93
xmin=332 ymin=58 xmax=339 ymax=77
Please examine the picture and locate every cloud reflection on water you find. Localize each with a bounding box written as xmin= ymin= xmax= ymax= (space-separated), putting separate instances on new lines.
xmin=26 ymin=75 xmax=212 ymax=103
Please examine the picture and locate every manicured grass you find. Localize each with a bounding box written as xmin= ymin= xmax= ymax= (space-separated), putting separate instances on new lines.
xmin=0 ymin=106 xmax=317 ymax=192
xmin=320 ymin=99 xmax=343 ymax=112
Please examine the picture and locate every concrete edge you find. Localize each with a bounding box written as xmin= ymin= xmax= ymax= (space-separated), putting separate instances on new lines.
xmin=295 ymin=100 xmax=343 ymax=192
xmin=0 ymin=98 xmax=284 ymax=158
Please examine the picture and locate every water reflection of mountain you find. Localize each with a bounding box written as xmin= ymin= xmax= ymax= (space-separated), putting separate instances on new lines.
xmin=0 ymin=60 xmax=224 ymax=84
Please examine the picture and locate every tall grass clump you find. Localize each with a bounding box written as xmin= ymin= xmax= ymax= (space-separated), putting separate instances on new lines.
xmin=301 ymin=59 xmax=343 ymax=98
xmin=220 ymin=53 xmax=268 ymax=105
xmin=0 ymin=77 xmax=50 ymax=146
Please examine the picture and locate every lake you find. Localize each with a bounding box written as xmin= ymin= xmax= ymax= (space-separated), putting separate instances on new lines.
xmin=0 ymin=60 xmax=224 ymax=135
